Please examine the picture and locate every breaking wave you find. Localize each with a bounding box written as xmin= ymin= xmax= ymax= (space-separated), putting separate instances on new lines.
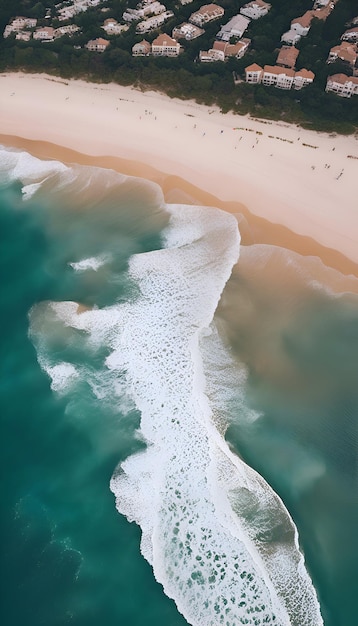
xmin=1 ymin=145 xmax=323 ymax=625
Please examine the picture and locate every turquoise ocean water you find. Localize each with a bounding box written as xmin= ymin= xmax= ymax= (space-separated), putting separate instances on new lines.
xmin=0 ymin=146 xmax=357 ymax=626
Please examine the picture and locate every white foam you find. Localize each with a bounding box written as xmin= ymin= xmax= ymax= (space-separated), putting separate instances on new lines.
xmin=31 ymin=202 xmax=323 ymax=625
xmin=41 ymin=359 xmax=79 ymax=393
xmin=69 ymin=254 xmax=111 ymax=272
xmin=0 ymin=145 xmax=68 ymax=195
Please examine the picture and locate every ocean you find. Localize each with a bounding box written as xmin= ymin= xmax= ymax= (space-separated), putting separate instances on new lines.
xmin=0 ymin=145 xmax=357 ymax=626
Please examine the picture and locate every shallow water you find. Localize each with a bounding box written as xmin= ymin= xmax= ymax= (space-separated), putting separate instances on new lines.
xmin=1 ymin=145 xmax=357 ymax=626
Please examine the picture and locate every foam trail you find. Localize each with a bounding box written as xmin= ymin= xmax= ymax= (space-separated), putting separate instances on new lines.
xmin=30 ymin=202 xmax=323 ymax=626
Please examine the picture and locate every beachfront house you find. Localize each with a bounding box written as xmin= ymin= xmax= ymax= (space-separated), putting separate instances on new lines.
xmin=325 ymin=74 xmax=358 ymax=97
xmin=262 ymin=65 xmax=295 ymax=89
xmin=276 ymin=46 xmax=299 ymax=69
xmin=216 ymin=15 xmax=250 ymax=41
xmin=245 ymin=63 xmax=314 ymax=90
xmin=172 ymin=23 xmax=205 ymax=41
xmin=132 ymin=39 xmax=151 ymax=55
xmin=245 ymin=63 xmax=264 ymax=83
xmin=33 ymin=27 xmax=55 ymax=40
xmin=189 ymin=4 xmax=225 ymax=28
xmin=151 ymin=33 xmax=181 ymax=56
xmin=240 ymin=1 xmax=271 ymax=20
xmin=85 ymin=38 xmax=110 ymax=52
xmin=293 ymin=69 xmax=315 ymax=89
xmin=327 ymin=42 xmax=358 ymax=68
xmin=341 ymin=28 xmax=358 ymax=43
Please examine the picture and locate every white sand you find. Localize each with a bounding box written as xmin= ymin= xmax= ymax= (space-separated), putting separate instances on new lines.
xmin=0 ymin=72 xmax=357 ymax=263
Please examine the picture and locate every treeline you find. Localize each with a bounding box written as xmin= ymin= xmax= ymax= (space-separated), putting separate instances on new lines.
xmin=0 ymin=0 xmax=357 ymax=133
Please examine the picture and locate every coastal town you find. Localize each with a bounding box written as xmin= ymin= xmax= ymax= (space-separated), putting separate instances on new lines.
xmin=1 ymin=0 xmax=357 ymax=103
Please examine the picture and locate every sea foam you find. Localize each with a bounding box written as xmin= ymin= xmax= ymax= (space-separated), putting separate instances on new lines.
xmin=31 ymin=206 xmax=323 ymax=626
xmin=4 ymin=146 xmax=324 ymax=625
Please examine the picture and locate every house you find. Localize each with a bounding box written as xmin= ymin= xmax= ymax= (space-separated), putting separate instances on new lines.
xmin=10 ymin=16 xmax=37 ymax=30
xmin=216 ymin=15 xmax=250 ymax=41
xmin=325 ymin=73 xmax=358 ymax=97
xmin=240 ymin=0 xmax=271 ymax=20
xmin=341 ymin=28 xmax=358 ymax=43
xmin=54 ymin=24 xmax=80 ymax=38
xmin=136 ymin=12 xmax=173 ymax=34
xmin=85 ymin=37 xmax=110 ymax=52
xmin=132 ymin=39 xmax=151 ymax=55
xmin=262 ymin=65 xmax=295 ymax=89
xmin=189 ymin=4 xmax=224 ymax=28
xmin=33 ymin=26 xmax=55 ymax=40
xmin=225 ymin=38 xmax=250 ymax=58
xmin=245 ymin=62 xmax=264 ymax=83
xmin=4 ymin=16 xmax=37 ymax=37
xmin=244 ymin=63 xmax=314 ymax=89
xmin=151 ymin=33 xmax=180 ymax=56
xmin=200 ymin=45 xmax=225 ymax=62
xmin=172 ymin=23 xmax=204 ymax=40
xmin=15 ymin=31 xmax=32 ymax=41
xmin=281 ymin=29 xmax=301 ymax=46
xmin=293 ymin=69 xmax=315 ymax=89
xmin=291 ymin=12 xmax=313 ymax=37
xmin=327 ymin=42 xmax=358 ymax=68
xmin=102 ymin=18 xmax=129 ymax=35
xmin=276 ymin=46 xmax=299 ymax=69
xmin=200 ymin=38 xmax=250 ymax=62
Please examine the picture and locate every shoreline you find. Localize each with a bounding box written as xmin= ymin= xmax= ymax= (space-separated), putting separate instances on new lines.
xmin=0 ymin=72 xmax=357 ymax=278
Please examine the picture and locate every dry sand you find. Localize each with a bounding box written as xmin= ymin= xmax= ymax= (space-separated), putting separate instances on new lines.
xmin=0 ymin=72 xmax=357 ymax=276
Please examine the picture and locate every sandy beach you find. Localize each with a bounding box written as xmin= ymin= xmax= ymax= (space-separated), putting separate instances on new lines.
xmin=0 ymin=71 xmax=357 ymax=275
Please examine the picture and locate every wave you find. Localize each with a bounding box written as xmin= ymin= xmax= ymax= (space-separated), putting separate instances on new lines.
xmin=2 ymin=146 xmax=323 ymax=625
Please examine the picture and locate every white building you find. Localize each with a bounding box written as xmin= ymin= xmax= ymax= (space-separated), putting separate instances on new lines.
xmin=293 ymin=69 xmax=315 ymax=89
xmin=341 ymin=28 xmax=358 ymax=43
xmin=3 ymin=16 xmax=37 ymax=37
xmin=136 ymin=11 xmax=173 ymax=34
xmin=152 ymin=33 xmax=180 ymax=56
xmin=33 ymin=26 xmax=55 ymax=40
xmin=245 ymin=62 xmax=264 ymax=83
xmin=281 ymin=29 xmax=301 ymax=46
xmin=85 ymin=37 xmax=110 ymax=51
xmin=102 ymin=18 xmax=129 ymax=35
xmin=54 ymin=24 xmax=80 ymax=38
xmin=11 ymin=16 xmax=37 ymax=30
xmin=200 ymin=38 xmax=250 ymax=62
xmin=240 ymin=1 xmax=271 ymax=20
xmin=245 ymin=63 xmax=314 ymax=90
xmin=262 ymin=65 xmax=295 ymax=89
xmin=216 ymin=14 xmax=250 ymax=41
xmin=325 ymin=73 xmax=358 ymax=97
xmin=290 ymin=13 xmax=312 ymax=37
xmin=132 ymin=39 xmax=151 ymax=55
xmin=172 ymin=23 xmax=204 ymax=40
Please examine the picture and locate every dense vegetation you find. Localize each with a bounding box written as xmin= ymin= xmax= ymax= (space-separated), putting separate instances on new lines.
xmin=0 ymin=0 xmax=357 ymax=133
